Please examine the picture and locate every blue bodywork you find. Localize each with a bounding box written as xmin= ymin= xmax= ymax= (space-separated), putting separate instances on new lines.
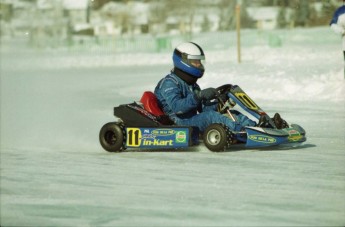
xmin=227 ymin=85 xmax=306 ymax=148
xmin=245 ymin=124 xmax=306 ymax=148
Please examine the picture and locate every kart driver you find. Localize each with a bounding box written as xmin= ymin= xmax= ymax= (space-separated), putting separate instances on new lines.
xmin=154 ymin=42 xmax=286 ymax=133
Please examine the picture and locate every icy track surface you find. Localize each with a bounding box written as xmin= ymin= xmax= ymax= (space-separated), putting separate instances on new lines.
xmin=1 ymin=27 xmax=345 ymax=226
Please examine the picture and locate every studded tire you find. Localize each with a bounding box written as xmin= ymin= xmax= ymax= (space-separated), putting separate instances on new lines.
xmin=203 ymin=123 xmax=232 ymax=152
xmin=99 ymin=122 xmax=126 ymax=152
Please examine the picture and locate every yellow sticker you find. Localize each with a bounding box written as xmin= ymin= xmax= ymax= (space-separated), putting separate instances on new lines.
xmin=235 ymin=92 xmax=259 ymax=110
xmin=126 ymin=128 xmax=142 ymax=147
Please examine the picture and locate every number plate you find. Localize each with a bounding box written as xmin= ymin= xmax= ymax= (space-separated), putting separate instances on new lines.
xmin=126 ymin=127 xmax=190 ymax=148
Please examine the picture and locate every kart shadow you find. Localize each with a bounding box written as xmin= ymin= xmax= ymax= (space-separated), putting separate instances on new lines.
xmin=222 ymin=143 xmax=316 ymax=152
xmin=123 ymin=147 xmax=201 ymax=153
xmin=111 ymin=143 xmax=316 ymax=153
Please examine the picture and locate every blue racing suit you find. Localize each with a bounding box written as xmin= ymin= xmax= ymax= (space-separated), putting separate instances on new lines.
xmin=154 ymin=72 xmax=256 ymax=132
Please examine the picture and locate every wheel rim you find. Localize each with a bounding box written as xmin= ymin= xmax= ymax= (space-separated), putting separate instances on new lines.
xmin=206 ymin=129 xmax=221 ymax=146
xmin=104 ymin=130 xmax=117 ymax=145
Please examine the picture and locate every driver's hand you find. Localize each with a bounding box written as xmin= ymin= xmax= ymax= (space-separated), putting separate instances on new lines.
xmin=219 ymin=93 xmax=228 ymax=103
xmin=198 ymin=87 xmax=217 ymax=101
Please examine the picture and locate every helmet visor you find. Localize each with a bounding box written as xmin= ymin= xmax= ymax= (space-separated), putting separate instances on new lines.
xmin=187 ymin=59 xmax=205 ymax=70
xmin=182 ymin=53 xmax=205 ymax=70
xmin=187 ymin=54 xmax=205 ymax=60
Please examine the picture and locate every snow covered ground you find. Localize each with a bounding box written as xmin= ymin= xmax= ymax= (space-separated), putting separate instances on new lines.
xmin=1 ymin=27 xmax=344 ymax=226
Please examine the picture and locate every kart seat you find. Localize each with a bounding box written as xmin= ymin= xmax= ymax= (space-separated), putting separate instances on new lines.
xmin=140 ymin=91 xmax=165 ymax=116
xmin=140 ymin=91 xmax=174 ymax=125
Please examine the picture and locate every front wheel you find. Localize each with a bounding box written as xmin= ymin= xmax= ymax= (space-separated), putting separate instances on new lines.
xmin=99 ymin=122 xmax=126 ymax=152
xmin=203 ymin=124 xmax=231 ymax=152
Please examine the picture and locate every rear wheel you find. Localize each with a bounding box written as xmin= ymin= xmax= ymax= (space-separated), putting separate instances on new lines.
xmin=203 ymin=124 xmax=231 ymax=152
xmin=99 ymin=122 xmax=126 ymax=152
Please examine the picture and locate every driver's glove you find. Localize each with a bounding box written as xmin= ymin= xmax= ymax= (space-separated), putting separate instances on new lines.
xmin=197 ymin=87 xmax=217 ymax=101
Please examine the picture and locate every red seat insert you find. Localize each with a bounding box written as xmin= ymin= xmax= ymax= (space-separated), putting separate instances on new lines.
xmin=140 ymin=91 xmax=165 ymax=116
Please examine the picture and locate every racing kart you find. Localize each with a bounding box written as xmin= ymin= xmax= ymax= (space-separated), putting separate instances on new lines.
xmin=99 ymin=85 xmax=306 ymax=152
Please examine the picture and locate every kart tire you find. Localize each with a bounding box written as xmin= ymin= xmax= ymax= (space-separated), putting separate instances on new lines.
xmin=99 ymin=122 xmax=126 ymax=152
xmin=203 ymin=124 xmax=231 ymax=152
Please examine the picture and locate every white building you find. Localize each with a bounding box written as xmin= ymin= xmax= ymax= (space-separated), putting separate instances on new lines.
xmin=247 ymin=7 xmax=279 ymax=30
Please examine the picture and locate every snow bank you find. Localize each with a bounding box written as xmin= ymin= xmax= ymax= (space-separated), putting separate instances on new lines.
xmin=2 ymin=27 xmax=343 ymax=103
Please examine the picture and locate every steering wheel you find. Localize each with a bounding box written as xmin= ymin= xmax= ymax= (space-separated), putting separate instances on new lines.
xmin=203 ymin=84 xmax=233 ymax=107
xmin=216 ymin=84 xmax=233 ymax=96
xmin=215 ymin=84 xmax=233 ymax=103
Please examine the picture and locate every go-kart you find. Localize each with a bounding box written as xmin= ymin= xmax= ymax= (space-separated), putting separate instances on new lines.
xmin=99 ymin=85 xmax=306 ymax=152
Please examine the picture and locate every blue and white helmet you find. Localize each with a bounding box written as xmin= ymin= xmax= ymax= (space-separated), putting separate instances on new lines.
xmin=173 ymin=42 xmax=205 ymax=78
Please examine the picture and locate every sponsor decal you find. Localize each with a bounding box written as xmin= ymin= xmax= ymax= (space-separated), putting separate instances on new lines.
xmin=152 ymin=129 xmax=176 ymax=136
xmin=142 ymin=139 xmax=173 ymax=146
xmin=287 ymin=129 xmax=302 ymax=142
xmin=127 ymin=104 xmax=158 ymax=122
xmin=288 ymin=135 xmax=303 ymax=142
xmin=175 ymin=131 xmax=187 ymax=143
xmin=142 ymin=134 xmax=155 ymax=139
xmin=248 ymin=135 xmax=276 ymax=144
xmin=288 ymin=129 xmax=299 ymax=135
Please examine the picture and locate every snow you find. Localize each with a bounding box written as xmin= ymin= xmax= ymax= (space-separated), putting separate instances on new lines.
xmin=1 ymin=27 xmax=345 ymax=226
